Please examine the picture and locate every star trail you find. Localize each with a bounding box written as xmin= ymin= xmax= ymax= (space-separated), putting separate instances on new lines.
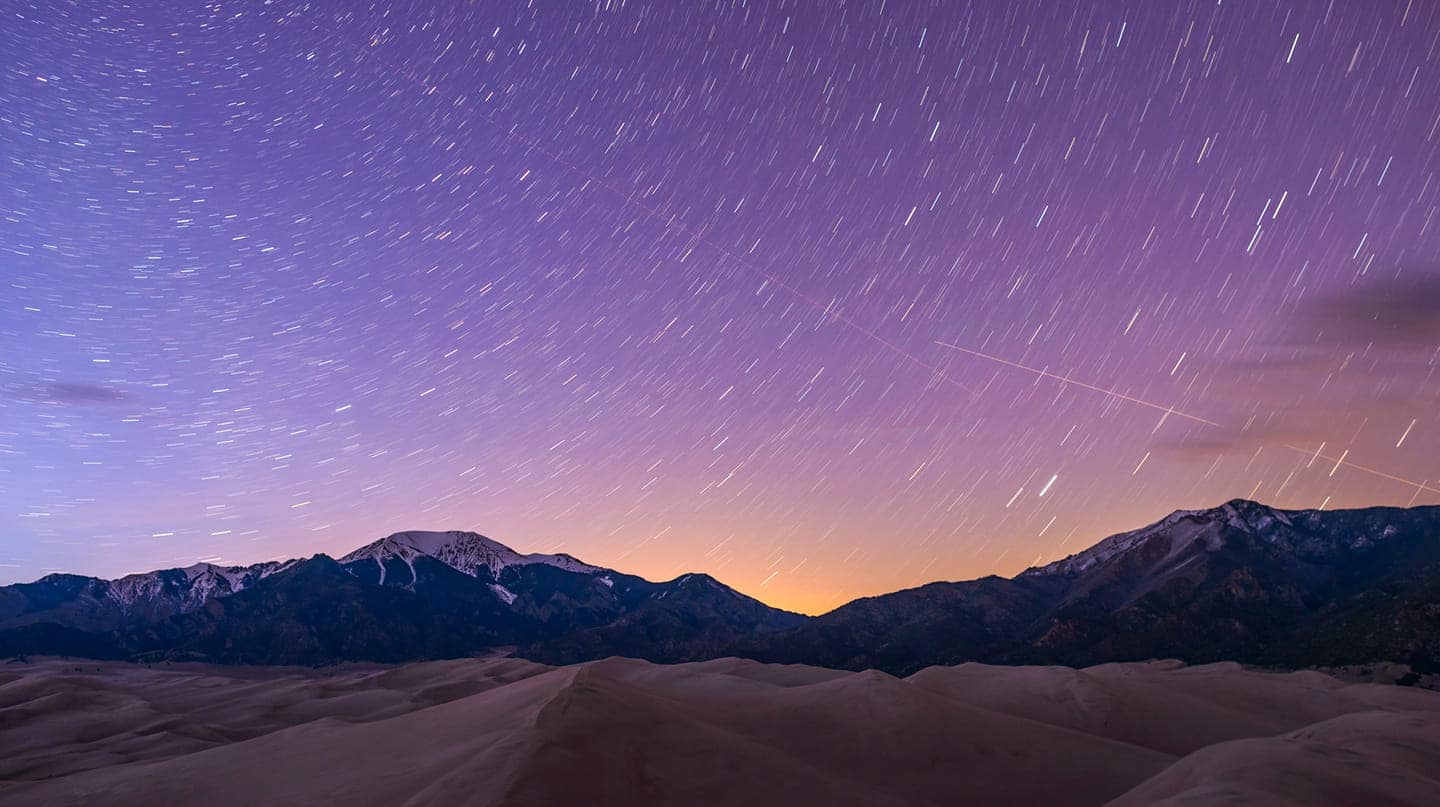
xmin=3 ymin=0 xmax=1439 ymax=613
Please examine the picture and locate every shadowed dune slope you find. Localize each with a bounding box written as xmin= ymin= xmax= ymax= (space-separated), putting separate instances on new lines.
xmin=906 ymin=659 xmax=1440 ymax=756
xmin=1 ymin=656 xmax=1437 ymax=806
xmin=1108 ymin=710 xmax=1440 ymax=807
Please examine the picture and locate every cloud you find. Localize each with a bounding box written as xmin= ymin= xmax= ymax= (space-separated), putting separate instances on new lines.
xmin=1156 ymin=399 xmax=1411 ymax=461
xmin=36 ymin=382 xmax=128 ymax=404
xmin=1159 ymin=274 xmax=1439 ymax=463
xmin=1298 ymin=274 xmax=1440 ymax=350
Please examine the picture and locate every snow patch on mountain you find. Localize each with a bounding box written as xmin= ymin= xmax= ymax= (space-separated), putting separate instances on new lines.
xmin=490 ymin=583 xmax=517 ymax=605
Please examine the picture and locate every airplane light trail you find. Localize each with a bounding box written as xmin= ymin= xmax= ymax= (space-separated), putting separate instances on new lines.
xmin=932 ymin=340 xmax=1223 ymax=427
xmin=933 ymin=342 xmax=1437 ymax=497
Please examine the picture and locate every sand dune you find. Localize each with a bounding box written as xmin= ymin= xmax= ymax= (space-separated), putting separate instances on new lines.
xmin=1109 ymin=710 xmax=1440 ymax=806
xmin=907 ymin=659 xmax=1440 ymax=756
xmin=1 ymin=656 xmax=1436 ymax=806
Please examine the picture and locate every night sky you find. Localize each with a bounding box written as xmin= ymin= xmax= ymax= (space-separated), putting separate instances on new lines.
xmin=4 ymin=0 xmax=1439 ymax=613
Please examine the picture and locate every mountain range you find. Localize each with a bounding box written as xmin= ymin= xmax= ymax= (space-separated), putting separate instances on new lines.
xmin=3 ymin=499 xmax=1438 ymax=673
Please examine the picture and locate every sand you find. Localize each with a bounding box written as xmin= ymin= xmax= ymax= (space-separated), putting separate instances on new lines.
xmin=1 ymin=655 xmax=1436 ymax=806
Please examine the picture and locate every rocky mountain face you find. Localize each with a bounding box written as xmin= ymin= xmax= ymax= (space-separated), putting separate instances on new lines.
xmin=1 ymin=500 xmax=1437 ymax=672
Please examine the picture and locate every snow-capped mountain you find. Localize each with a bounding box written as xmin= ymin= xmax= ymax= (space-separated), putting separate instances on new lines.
xmin=339 ymin=530 xmax=602 ymax=585
xmin=1023 ymin=498 xmax=1401 ymax=578
xmin=1023 ymin=500 xmax=1276 ymax=577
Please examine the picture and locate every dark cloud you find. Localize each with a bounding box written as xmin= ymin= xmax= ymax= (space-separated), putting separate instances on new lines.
xmin=37 ymin=383 xmax=128 ymax=405
xmin=1156 ymin=406 xmax=1332 ymax=461
xmin=1299 ymin=275 xmax=1440 ymax=350
xmin=1160 ymin=273 xmax=1440 ymax=464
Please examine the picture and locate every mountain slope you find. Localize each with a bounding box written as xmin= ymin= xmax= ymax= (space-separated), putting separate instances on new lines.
xmin=519 ymin=572 xmax=807 ymax=664
xmin=1020 ymin=499 xmax=1440 ymax=669
xmin=126 ymin=555 xmax=529 ymax=665
xmin=729 ymin=573 xmax=1068 ymax=671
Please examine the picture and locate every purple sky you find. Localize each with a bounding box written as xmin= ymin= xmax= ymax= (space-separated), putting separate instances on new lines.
xmin=3 ymin=0 xmax=1438 ymax=613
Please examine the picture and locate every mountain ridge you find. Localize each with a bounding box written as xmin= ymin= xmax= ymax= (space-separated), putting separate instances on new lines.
xmin=3 ymin=499 xmax=1438 ymax=672
xmin=0 ymin=526 xmax=807 ymax=665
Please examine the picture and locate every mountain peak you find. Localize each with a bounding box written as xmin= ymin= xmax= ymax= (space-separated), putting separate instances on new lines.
xmin=378 ymin=530 xmax=516 ymax=559
xmin=339 ymin=529 xmax=604 ymax=581
xmin=1160 ymin=497 xmax=1280 ymax=525
xmin=1027 ymin=499 xmax=1300 ymax=578
xmin=662 ymin=572 xmax=735 ymax=595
